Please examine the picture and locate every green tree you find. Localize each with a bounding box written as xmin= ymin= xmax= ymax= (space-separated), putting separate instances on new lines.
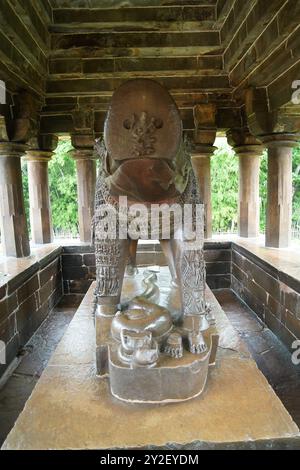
xmin=211 ymin=141 xmax=238 ymax=232
xmin=259 ymin=151 xmax=268 ymax=232
xmin=292 ymin=146 xmax=300 ymax=226
xmin=22 ymin=138 xmax=79 ymax=238
xmin=49 ymin=139 xmax=78 ymax=236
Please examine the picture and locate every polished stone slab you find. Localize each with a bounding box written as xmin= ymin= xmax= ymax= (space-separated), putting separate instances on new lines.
xmin=2 ymin=268 xmax=300 ymax=450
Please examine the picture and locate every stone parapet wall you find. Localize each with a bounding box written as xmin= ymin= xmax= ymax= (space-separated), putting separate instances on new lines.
xmin=0 ymin=248 xmax=63 ymax=378
xmin=231 ymin=243 xmax=300 ymax=352
xmin=61 ymin=241 xmax=232 ymax=298
xmin=1 ymin=240 xmax=299 ymax=380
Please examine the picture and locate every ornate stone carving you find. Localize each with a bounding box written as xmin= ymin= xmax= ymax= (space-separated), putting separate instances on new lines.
xmin=123 ymin=111 xmax=163 ymax=157
xmin=93 ymin=78 xmax=218 ymax=403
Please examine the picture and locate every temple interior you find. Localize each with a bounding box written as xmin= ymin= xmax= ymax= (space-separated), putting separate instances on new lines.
xmin=0 ymin=0 xmax=300 ymax=450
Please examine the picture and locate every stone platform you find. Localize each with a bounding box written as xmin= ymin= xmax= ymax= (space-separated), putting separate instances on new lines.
xmin=2 ymin=267 xmax=300 ymax=450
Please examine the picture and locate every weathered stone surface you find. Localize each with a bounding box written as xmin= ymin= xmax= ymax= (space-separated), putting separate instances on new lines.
xmin=17 ymin=275 xmax=39 ymax=305
xmin=39 ymin=257 xmax=60 ymax=286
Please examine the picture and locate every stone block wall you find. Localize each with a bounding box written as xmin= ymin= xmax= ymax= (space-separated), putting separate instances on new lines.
xmin=62 ymin=245 xmax=96 ymax=300
xmin=231 ymin=243 xmax=300 ymax=352
xmin=0 ymin=248 xmax=63 ymax=378
xmin=1 ymin=240 xmax=299 ymax=380
xmin=61 ymin=241 xmax=232 ymax=298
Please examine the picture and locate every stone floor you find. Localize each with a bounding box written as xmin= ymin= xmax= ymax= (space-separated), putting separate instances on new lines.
xmin=214 ymin=290 xmax=300 ymax=428
xmin=0 ymin=288 xmax=299 ymax=447
xmin=0 ymin=296 xmax=81 ymax=446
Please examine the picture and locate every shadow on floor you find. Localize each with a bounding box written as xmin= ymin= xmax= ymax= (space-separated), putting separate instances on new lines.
xmin=0 ymin=296 xmax=81 ymax=446
xmin=215 ymin=289 xmax=300 ymax=428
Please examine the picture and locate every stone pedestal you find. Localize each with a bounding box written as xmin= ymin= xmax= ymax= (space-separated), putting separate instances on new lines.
xmin=71 ymin=149 xmax=97 ymax=243
xmin=26 ymin=151 xmax=53 ymax=244
xmin=2 ymin=270 xmax=300 ymax=450
xmin=235 ymin=145 xmax=262 ymax=238
xmin=262 ymin=134 xmax=299 ymax=248
xmin=0 ymin=142 xmax=30 ymax=257
xmin=191 ymin=145 xmax=216 ymax=239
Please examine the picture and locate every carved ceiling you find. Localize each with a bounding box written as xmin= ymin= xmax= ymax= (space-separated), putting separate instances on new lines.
xmin=0 ymin=0 xmax=299 ymax=137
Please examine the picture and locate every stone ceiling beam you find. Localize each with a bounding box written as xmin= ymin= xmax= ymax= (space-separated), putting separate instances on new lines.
xmin=51 ymin=31 xmax=220 ymax=52
xmin=233 ymin=27 xmax=300 ymax=96
xmin=224 ymin=0 xmax=287 ymax=73
xmin=51 ymin=5 xmax=216 ymax=28
xmin=49 ymin=55 xmax=223 ymax=76
xmin=50 ymin=0 xmax=217 ymax=8
xmin=0 ymin=0 xmax=48 ymax=74
xmin=46 ymin=75 xmax=230 ymax=96
xmin=7 ymin=0 xmax=50 ymax=56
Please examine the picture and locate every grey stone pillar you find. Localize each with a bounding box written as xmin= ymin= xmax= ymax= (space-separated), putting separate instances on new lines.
xmin=25 ymin=150 xmax=53 ymax=244
xmin=235 ymin=145 xmax=262 ymax=238
xmin=71 ymin=149 xmax=97 ymax=243
xmin=262 ymin=134 xmax=299 ymax=248
xmin=191 ymin=144 xmax=216 ymax=239
xmin=0 ymin=142 xmax=30 ymax=257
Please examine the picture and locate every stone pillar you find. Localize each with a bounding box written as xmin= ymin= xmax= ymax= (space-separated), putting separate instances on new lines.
xmin=262 ymin=134 xmax=299 ymax=248
xmin=25 ymin=151 xmax=53 ymax=244
xmin=191 ymin=103 xmax=217 ymax=239
xmin=71 ymin=149 xmax=97 ymax=243
xmin=237 ymin=148 xmax=261 ymax=237
xmin=227 ymin=129 xmax=264 ymax=238
xmin=0 ymin=142 xmax=30 ymax=257
xmin=190 ymin=145 xmax=215 ymax=239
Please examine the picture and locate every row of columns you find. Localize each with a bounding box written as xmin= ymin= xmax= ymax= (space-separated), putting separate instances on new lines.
xmin=0 ymin=141 xmax=97 ymax=257
xmin=191 ymin=133 xmax=298 ymax=248
xmin=0 ymin=132 xmax=298 ymax=257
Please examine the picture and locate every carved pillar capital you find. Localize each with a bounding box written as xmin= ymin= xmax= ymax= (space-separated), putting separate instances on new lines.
xmin=69 ymin=148 xmax=98 ymax=161
xmin=71 ymin=133 xmax=95 ymax=151
xmin=259 ymin=133 xmax=300 ymax=149
xmin=190 ymin=143 xmax=217 ymax=158
xmin=25 ymin=150 xmax=53 ymax=162
xmin=193 ymin=103 xmax=217 ymax=146
xmin=0 ymin=142 xmax=28 ymax=157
